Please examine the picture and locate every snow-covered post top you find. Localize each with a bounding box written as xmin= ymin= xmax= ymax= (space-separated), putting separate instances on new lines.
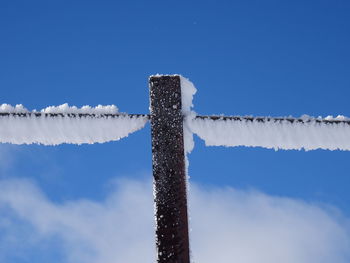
xmin=149 ymin=75 xmax=190 ymax=263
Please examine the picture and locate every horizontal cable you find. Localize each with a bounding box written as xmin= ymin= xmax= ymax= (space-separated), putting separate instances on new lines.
xmin=1 ymin=113 xmax=348 ymax=125
xmin=195 ymin=115 xmax=350 ymax=125
xmin=0 ymin=112 xmax=149 ymax=145
xmin=0 ymin=112 xmax=148 ymax=118
xmin=189 ymin=115 xmax=350 ymax=151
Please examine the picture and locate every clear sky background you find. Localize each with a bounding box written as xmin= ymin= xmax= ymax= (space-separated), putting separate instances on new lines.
xmin=0 ymin=1 xmax=350 ymax=262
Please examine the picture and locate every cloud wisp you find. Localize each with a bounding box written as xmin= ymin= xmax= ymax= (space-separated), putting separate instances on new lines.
xmin=0 ymin=178 xmax=349 ymax=263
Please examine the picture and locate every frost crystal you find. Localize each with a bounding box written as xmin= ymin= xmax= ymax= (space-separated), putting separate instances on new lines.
xmin=0 ymin=104 xmax=147 ymax=145
xmin=188 ymin=117 xmax=350 ymax=151
xmin=180 ymin=76 xmax=197 ymax=155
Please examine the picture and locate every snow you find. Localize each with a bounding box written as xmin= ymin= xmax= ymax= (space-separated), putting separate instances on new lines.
xmin=180 ymin=76 xmax=197 ymax=155
xmin=179 ymin=76 xmax=198 ymax=186
xmin=0 ymin=103 xmax=119 ymax=114
xmin=325 ymin=115 xmax=349 ymax=121
xmin=178 ymin=76 xmax=350 ymax=152
xmin=0 ymin=104 xmax=28 ymax=113
xmin=0 ymin=104 xmax=148 ymax=145
xmin=179 ymin=76 xmax=196 ymax=255
xmin=40 ymin=103 xmax=118 ymax=114
xmin=188 ymin=116 xmax=350 ymax=151
xmin=180 ymin=76 xmax=197 ymax=115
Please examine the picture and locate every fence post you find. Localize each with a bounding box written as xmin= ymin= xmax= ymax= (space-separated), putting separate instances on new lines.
xmin=149 ymin=75 xmax=190 ymax=263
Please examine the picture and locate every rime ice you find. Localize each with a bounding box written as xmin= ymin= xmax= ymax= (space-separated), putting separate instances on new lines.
xmin=188 ymin=116 xmax=350 ymax=151
xmin=40 ymin=103 xmax=119 ymax=114
xmin=0 ymin=104 xmax=28 ymax=113
xmin=180 ymin=76 xmax=197 ymax=116
xmin=0 ymin=104 xmax=147 ymax=145
xmin=180 ymin=76 xmax=197 ymax=155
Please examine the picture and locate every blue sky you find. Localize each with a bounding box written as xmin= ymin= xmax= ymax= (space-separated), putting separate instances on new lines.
xmin=0 ymin=0 xmax=350 ymax=262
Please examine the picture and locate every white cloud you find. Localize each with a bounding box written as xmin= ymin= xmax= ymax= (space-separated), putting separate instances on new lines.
xmin=0 ymin=178 xmax=349 ymax=263
xmin=0 ymin=145 xmax=16 ymax=173
xmin=0 ymin=178 xmax=155 ymax=263
xmin=189 ymin=185 xmax=350 ymax=263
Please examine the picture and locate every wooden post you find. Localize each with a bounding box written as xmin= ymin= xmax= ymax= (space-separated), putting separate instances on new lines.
xmin=149 ymin=75 xmax=190 ymax=263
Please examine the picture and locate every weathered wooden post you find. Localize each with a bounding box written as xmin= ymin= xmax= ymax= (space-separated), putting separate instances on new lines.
xmin=149 ymin=75 xmax=190 ymax=263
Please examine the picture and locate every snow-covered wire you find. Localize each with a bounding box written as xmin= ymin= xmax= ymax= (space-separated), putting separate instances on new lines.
xmin=189 ymin=115 xmax=350 ymax=151
xmin=0 ymin=104 xmax=148 ymax=145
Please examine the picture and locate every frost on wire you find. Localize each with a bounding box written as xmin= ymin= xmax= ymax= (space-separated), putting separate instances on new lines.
xmin=179 ymin=78 xmax=350 ymax=152
xmin=1 ymin=78 xmax=349 ymax=151
xmin=188 ymin=116 xmax=350 ymax=151
xmin=0 ymin=104 xmax=148 ymax=145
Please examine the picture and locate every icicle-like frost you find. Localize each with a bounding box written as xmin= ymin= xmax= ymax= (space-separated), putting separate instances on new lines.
xmin=0 ymin=104 xmax=148 ymax=145
xmin=188 ymin=117 xmax=350 ymax=151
